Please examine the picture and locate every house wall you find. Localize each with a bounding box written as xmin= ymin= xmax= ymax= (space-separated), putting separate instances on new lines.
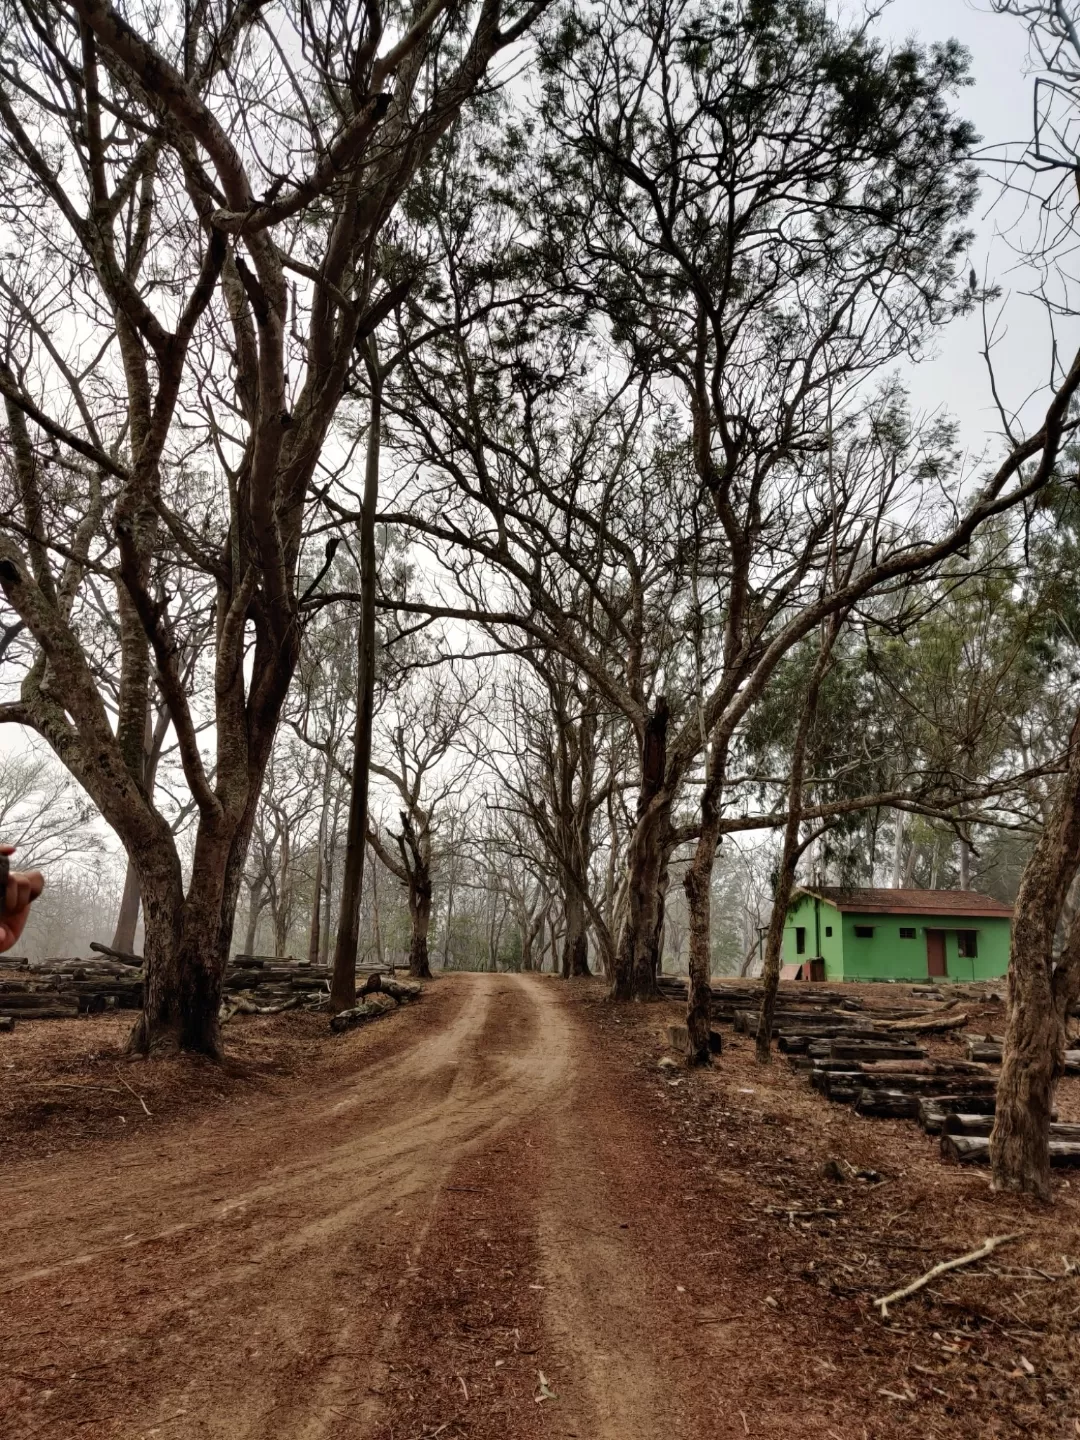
xmin=782 ymin=895 xmax=844 ymax=979
xmin=839 ymin=911 xmax=1011 ymax=982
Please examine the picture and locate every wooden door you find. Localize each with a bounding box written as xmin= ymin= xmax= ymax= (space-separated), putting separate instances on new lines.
xmin=926 ymin=929 xmax=947 ymax=978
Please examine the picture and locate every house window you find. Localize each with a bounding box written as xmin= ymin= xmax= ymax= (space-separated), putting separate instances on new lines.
xmin=825 ymin=926 xmax=833 ymax=937
xmin=795 ymin=927 xmax=806 ymax=955
xmin=854 ymin=925 xmax=874 ymax=939
xmin=957 ymin=931 xmax=978 ymax=958
xmin=899 ymin=927 xmax=916 ymax=939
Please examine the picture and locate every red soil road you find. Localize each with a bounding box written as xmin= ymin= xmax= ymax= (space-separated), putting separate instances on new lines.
xmin=2 ymin=972 xmax=1013 ymax=1440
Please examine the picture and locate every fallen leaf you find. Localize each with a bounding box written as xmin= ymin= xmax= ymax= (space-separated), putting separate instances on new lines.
xmin=535 ymin=1371 xmax=557 ymax=1404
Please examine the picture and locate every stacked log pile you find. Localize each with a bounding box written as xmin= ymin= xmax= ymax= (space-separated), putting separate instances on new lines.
xmin=659 ymin=977 xmax=1080 ymax=1170
xmin=0 ymin=951 xmax=142 ymax=1021
xmin=0 ymin=946 xmax=396 ymax=1028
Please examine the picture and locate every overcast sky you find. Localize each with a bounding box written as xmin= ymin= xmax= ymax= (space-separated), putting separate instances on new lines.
xmin=876 ymin=0 xmax=1073 ymax=454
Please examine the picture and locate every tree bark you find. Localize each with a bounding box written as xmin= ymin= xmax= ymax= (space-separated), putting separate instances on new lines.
xmin=756 ymin=623 xmax=837 ymax=1062
xmin=561 ymin=887 xmax=590 ymax=977
xmin=891 ymin=810 xmax=905 ymax=887
xmin=684 ymin=736 xmax=730 ymax=1064
xmin=612 ymin=697 xmax=670 ymax=1001
xmin=112 ymin=859 xmax=142 ymax=954
xmin=408 ymin=873 xmax=433 ymax=979
xmin=243 ymin=877 xmax=264 ymax=958
xmin=992 ymin=710 xmax=1080 ymax=1197
xmin=307 ymin=844 xmax=323 ymax=966
xmin=128 ymin=811 xmax=254 ymax=1057
xmin=330 ymin=342 xmax=381 ymax=1011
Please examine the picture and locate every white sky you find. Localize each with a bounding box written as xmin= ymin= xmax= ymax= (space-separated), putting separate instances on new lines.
xmin=878 ymin=0 xmax=1074 ymax=450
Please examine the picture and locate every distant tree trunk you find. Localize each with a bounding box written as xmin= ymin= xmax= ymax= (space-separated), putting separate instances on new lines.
xmin=331 ymin=343 xmax=381 ymax=1011
xmin=757 ymin=621 xmax=838 ymax=1063
xmin=320 ymin=788 xmax=342 ymax=968
xmin=442 ymin=863 xmax=456 ymax=968
xmin=372 ymin=853 xmax=386 ymax=971
xmin=992 ymin=711 xmax=1080 ymax=1197
xmin=738 ymin=936 xmax=759 ymax=977
xmin=273 ymin=825 xmax=291 ymax=959
xmin=522 ymin=900 xmax=548 ymax=971
xmin=958 ymin=834 xmax=971 ymax=890
xmin=684 ymin=736 xmax=729 ymax=1064
xmin=903 ymin=839 xmax=918 ymax=887
xmin=112 ymin=860 xmax=142 ymax=955
xmin=308 ymin=760 xmax=332 ymax=966
xmin=891 ymin=811 xmax=905 ymax=888
xmin=652 ymin=857 xmax=670 ymax=975
xmin=612 ymin=697 xmax=670 ymax=1001
xmin=307 ymin=843 xmax=323 ymax=967
xmin=408 ymin=871 xmax=433 ymax=979
xmin=561 ymin=887 xmax=590 ymax=977
xmin=243 ymin=878 xmax=264 ymax=958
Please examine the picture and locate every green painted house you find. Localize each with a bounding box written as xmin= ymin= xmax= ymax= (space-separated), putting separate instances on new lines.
xmin=781 ymin=887 xmax=1013 ymax=983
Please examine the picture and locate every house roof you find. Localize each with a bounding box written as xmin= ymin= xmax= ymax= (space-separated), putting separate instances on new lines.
xmin=796 ymin=886 xmax=1013 ymax=919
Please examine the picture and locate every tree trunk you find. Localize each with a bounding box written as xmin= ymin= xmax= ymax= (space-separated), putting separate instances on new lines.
xmin=128 ymin=813 xmax=254 ymax=1058
xmin=112 ymin=858 xmax=142 ymax=954
xmin=320 ymin=789 xmax=341 ymax=969
xmin=442 ymin=863 xmax=456 ymax=968
xmin=684 ymin=738 xmax=729 ymax=1065
xmin=611 ymin=697 xmax=670 ymax=1001
xmin=959 ymin=834 xmax=971 ymax=890
xmin=372 ymin=852 xmax=386 ymax=971
xmin=408 ymin=873 xmax=433 ymax=979
xmin=652 ymin=857 xmax=670 ymax=975
xmin=562 ymin=887 xmax=590 ymax=977
xmin=307 ymin=842 xmax=323 ymax=967
xmin=891 ymin=810 xmax=905 ymax=888
xmin=243 ymin=878 xmax=263 ymax=958
xmin=307 ymin=762 xmax=332 ymax=966
xmin=756 ymin=621 xmax=838 ymax=1062
xmin=991 ymin=712 xmax=1080 ymax=1196
xmin=330 ymin=343 xmax=381 ymax=1011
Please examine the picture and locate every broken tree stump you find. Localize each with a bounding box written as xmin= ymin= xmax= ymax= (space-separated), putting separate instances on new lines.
xmin=666 ymin=1023 xmax=722 ymax=1055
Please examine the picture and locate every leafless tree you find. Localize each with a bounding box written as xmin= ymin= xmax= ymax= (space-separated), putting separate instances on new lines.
xmin=0 ymin=0 xmax=550 ymax=1054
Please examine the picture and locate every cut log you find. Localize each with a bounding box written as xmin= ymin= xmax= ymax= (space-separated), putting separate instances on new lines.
xmin=0 ymin=992 xmax=80 ymax=1012
xmin=877 ymin=1011 xmax=968 ymax=1035
xmin=0 ymin=1004 xmax=79 ymax=1020
xmin=89 ymin=940 xmax=143 ymax=965
xmin=381 ymin=978 xmax=422 ymax=1003
xmin=854 ymin=1059 xmax=991 ymax=1076
xmin=964 ymin=1040 xmax=1080 ymax=1075
xmin=0 ymin=1015 xmax=13 ymax=1032
xmin=819 ymin=1069 xmax=999 ymax=1100
xmin=941 ymin=1133 xmax=1080 ymax=1165
xmin=811 ymin=1042 xmax=926 ymax=1063
xmin=918 ymin=1095 xmax=1000 ymax=1133
xmin=330 ymin=1002 xmax=375 ymax=1031
xmin=854 ymin=1088 xmax=920 ymax=1119
xmin=944 ymin=1113 xmax=1080 ymax=1140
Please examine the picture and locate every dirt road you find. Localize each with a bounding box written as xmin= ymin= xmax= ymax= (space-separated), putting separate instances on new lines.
xmin=8 ymin=973 xmax=1067 ymax=1440
xmin=3 ymin=972 xmax=820 ymax=1440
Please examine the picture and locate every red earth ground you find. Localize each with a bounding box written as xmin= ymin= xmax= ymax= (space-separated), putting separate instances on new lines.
xmin=2 ymin=972 xmax=1079 ymax=1439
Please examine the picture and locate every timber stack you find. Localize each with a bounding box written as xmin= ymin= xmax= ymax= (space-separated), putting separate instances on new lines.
xmin=659 ymin=976 xmax=1080 ymax=1171
xmin=0 ymin=947 xmax=393 ymax=1027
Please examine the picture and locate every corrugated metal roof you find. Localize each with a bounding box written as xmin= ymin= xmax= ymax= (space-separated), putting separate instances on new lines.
xmin=797 ymin=886 xmax=1013 ymax=918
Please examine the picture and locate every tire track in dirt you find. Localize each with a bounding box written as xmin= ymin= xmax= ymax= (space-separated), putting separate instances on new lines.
xmin=0 ymin=974 xmax=566 ymax=1438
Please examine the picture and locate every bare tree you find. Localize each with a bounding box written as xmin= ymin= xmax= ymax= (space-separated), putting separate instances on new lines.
xmin=366 ymin=664 xmax=482 ymax=977
xmin=0 ymin=0 xmax=550 ymax=1054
